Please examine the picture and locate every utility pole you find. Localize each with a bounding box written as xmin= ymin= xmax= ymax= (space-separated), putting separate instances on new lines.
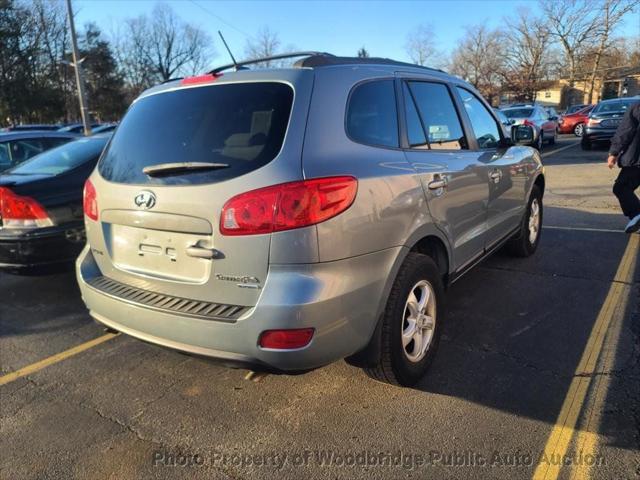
xmin=65 ymin=0 xmax=91 ymax=136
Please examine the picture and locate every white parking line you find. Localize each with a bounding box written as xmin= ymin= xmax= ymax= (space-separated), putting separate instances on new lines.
xmin=541 ymin=142 xmax=581 ymax=158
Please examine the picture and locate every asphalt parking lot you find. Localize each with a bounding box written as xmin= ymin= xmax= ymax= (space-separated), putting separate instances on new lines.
xmin=1 ymin=136 xmax=638 ymax=480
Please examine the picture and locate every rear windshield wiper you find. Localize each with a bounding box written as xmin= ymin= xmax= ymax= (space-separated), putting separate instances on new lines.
xmin=142 ymin=162 xmax=230 ymax=177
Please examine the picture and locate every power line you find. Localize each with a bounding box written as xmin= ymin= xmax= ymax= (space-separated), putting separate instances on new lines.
xmin=187 ymin=0 xmax=254 ymax=40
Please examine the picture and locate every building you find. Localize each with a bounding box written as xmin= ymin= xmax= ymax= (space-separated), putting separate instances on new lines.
xmin=500 ymin=66 xmax=640 ymax=110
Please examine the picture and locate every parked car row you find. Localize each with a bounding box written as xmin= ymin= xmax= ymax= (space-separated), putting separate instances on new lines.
xmin=1 ymin=122 xmax=118 ymax=133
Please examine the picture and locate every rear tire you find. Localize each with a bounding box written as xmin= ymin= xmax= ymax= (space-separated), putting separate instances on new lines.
xmin=548 ymin=130 xmax=556 ymax=145
xmin=535 ymin=132 xmax=543 ymax=151
xmin=364 ymin=253 xmax=445 ymax=387
xmin=506 ymin=185 xmax=543 ymax=257
xmin=574 ymin=123 xmax=584 ymax=137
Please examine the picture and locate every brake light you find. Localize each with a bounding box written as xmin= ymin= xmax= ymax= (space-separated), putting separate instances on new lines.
xmin=523 ymin=119 xmax=535 ymax=127
xmin=0 ymin=187 xmax=52 ymax=228
xmin=220 ymin=176 xmax=358 ymax=236
xmin=83 ymin=179 xmax=98 ymax=221
xmin=259 ymin=328 xmax=315 ymax=349
xmin=587 ymin=118 xmax=601 ymax=127
xmin=180 ymin=73 xmax=221 ymax=86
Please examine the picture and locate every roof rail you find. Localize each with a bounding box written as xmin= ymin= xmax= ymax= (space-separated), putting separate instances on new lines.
xmin=209 ymin=51 xmax=335 ymax=74
xmin=295 ymin=55 xmax=446 ymax=74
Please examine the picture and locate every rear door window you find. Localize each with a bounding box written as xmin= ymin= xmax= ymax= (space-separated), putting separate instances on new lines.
xmin=8 ymin=138 xmax=46 ymax=164
xmin=406 ymin=81 xmax=467 ymax=150
xmin=9 ymin=137 xmax=107 ymax=176
xmin=99 ymin=82 xmax=294 ymax=185
xmin=0 ymin=143 xmax=10 ymax=170
xmin=346 ymin=80 xmax=399 ymax=148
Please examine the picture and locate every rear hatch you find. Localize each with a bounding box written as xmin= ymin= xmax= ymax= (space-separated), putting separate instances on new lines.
xmin=590 ymin=100 xmax=637 ymax=129
xmin=86 ymin=70 xmax=314 ymax=308
xmin=502 ymin=107 xmax=535 ymax=126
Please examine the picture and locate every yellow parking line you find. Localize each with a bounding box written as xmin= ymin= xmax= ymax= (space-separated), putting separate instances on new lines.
xmin=541 ymin=141 xmax=580 ymax=158
xmin=0 ymin=332 xmax=119 ymax=387
xmin=532 ymin=234 xmax=639 ymax=480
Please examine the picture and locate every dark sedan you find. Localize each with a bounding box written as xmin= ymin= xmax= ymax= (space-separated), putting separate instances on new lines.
xmin=582 ymin=97 xmax=640 ymax=150
xmin=0 ymin=131 xmax=78 ymax=173
xmin=0 ymin=134 xmax=110 ymax=274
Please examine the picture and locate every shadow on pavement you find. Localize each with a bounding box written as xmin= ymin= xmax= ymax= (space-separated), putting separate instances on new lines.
xmin=415 ymin=218 xmax=638 ymax=452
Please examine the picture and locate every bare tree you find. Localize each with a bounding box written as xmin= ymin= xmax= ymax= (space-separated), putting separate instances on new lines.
xmin=244 ymin=26 xmax=280 ymax=66
xmin=357 ymin=47 xmax=370 ymax=58
xmin=117 ymin=3 xmax=213 ymax=86
xmin=405 ymin=24 xmax=439 ymax=66
xmin=449 ymin=25 xmax=505 ymax=105
xmin=585 ymin=0 xmax=639 ymax=102
xmin=539 ymin=0 xmax=600 ymax=86
xmin=503 ymin=10 xmax=552 ymax=101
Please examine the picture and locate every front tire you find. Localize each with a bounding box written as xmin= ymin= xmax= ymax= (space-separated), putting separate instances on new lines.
xmin=364 ymin=253 xmax=445 ymax=387
xmin=506 ymin=185 xmax=543 ymax=257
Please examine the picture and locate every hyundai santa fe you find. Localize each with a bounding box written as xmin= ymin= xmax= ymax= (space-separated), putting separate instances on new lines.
xmin=77 ymin=53 xmax=544 ymax=386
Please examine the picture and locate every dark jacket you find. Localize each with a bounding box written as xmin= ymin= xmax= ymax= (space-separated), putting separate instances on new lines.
xmin=610 ymin=101 xmax=640 ymax=167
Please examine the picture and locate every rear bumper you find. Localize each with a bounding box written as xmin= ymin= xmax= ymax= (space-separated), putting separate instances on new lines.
xmin=0 ymin=224 xmax=85 ymax=273
xmin=76 ymin=244 xmax=403 ymax=372
xmin=583 ymin=127 xmax=616 ymax=142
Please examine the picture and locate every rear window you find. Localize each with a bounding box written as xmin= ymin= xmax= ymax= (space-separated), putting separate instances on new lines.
xmin=99 ymin=82 xmax=293 ymax=185
xmin=8 ymin=136 xmax=107 ymax=176
xmin=502 ymin=108 xmax=534 ymax=119
xmin=593 ymin=100 xmax=637 ymax=114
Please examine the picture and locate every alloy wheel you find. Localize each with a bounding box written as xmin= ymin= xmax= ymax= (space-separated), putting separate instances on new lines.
xmin=401 ymin=280 xmax=437 ymax=363
xmin=529 ymin=198 xmax=541 ymax=245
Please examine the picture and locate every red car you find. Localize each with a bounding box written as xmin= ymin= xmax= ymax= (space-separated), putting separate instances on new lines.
xmin=558 ymin=105 xmax=594 ymax=137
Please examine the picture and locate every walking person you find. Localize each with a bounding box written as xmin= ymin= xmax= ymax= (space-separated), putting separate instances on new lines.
xmin=608 ymin=100 xmax=640 ymax=232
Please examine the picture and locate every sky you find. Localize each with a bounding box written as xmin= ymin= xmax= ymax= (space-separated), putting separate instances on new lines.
xmin=75 ymin=0 xmax=640 ymax=69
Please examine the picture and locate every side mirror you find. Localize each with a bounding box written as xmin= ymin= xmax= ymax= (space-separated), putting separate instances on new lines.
xmin=511 ymin=125 xmax=535 ymax=145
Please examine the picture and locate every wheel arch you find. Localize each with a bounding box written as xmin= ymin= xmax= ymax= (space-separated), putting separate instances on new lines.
xmin=346 ymin=230 xmax=452 ymax=369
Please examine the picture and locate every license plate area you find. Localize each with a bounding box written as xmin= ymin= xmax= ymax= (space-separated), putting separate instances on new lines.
xmin=602 ymin=119 xmax=621 ymax=128
xmin=108 ymin=224 xmax=212 ymax=283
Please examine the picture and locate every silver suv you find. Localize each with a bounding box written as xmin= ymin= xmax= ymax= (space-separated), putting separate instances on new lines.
xmin=77 ymin=54 xmax=544 ymax=386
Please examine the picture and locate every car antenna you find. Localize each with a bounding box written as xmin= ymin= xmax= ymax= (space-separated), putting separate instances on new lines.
xmin=218 ymin=31 xmax=245 ymax=71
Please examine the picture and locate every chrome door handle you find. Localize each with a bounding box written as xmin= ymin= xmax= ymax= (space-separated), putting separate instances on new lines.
xmin=428 ymin=178 xmax=448 ymax=190
xmin=186 ymin=246 xmax=222 ymax=259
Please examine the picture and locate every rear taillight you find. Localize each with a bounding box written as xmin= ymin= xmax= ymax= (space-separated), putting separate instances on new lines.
xmin=259 ymin=328 xmax=315 ymax=350
xmin=0 ymin=187 xmax=53 ymax=228
xmin=220 ymin=176 xmax=358 ymax=236
xmin=587 ymin=118 xmax=601 ymax=127
xmin=523 ymin=119 xmax=535 ymax=127
xmin=83 ymin=179 xmax=98 ymax=221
